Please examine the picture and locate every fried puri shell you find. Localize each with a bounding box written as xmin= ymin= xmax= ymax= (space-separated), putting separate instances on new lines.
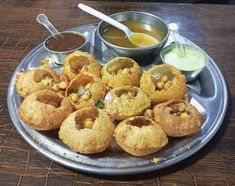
xmin=104 ymin=86 xmax=151 ymax=120
xmin=101 ymin=57 xmax=142 ymax=88
xmin=63 ymin=51 xmax=101 ymax=80
xmin=19 ymin=90 xmax=73 ymax=131
xmin=65 ymin=73 xmax=106 ymax=109
xmin=16 ymin=66 xmax=60 ymax=97
xmin=140 ymin=64 xmax=187 ymax=104
xmin=153 ymin=99 xmax=203 ymax=137
xmin=114 ymin=116 xmax=168 ymax=156
xmin=59 ymin=107 xmax=115 ymax=154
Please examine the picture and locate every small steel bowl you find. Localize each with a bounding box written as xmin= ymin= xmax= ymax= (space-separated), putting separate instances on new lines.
xmin=44 ymin=31 xmax=87 ymax=65
xmin=97 ymin=11 xmax=169 ymax=64
xmin=160 ymin=43 xmax=208 ymax=82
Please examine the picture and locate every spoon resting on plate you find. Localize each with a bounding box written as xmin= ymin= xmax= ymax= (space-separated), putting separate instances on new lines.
xmin=78 ymin=3 xmax=160 ymax=48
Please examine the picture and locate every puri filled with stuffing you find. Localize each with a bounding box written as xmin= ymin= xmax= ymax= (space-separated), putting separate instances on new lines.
xmin=16 ymin=50 xmax=203 ymax=156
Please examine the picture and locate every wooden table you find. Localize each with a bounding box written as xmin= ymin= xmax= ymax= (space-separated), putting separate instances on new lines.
xmin=1 ymin=0 xmax=234 ymax=185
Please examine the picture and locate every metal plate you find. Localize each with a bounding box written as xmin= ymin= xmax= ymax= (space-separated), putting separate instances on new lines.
xmin=7 ymin=24 xmax=228 ymax=175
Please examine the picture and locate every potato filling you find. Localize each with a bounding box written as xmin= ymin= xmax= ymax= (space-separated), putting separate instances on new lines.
xmin=167 ymin=102 xmax=191 ymax=117
xmin=75 ymin=108 xmax=98 ymax=129
xmin=152 ymin=75 xmax=173 ymax=91
xmin=115 ymin=88 xmax=137 ymax=98
xmin=107 ymin=60 xmax=134 ymax=75
xmin=69 ymin=83 xmax=93 ymax=103
xmin=83 ymin=118 xmax=94 ymax=129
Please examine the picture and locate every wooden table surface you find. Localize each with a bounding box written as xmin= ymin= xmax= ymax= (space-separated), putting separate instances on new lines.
xmin=0 ymin=0 xmax=235 ymax=185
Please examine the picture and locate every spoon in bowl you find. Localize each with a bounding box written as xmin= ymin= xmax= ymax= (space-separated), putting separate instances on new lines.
xmin=168 ymin=23 xmax=185 ymax=57
xmin=36 ymin=13 xmax=63 ymax=38
xmin=78 ymin=3 xmax=160 ymax=48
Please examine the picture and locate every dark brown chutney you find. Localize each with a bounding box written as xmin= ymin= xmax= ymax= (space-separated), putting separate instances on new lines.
xmin=45 ymin=32 xmax=86 ymax=52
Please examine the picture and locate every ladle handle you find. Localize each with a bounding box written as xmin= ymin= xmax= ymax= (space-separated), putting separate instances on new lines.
xmin=168 ymin=23 xmax=185 ymax=56
xmin=78 ymin=3 xmax=131 ymax=36
xmin=36 ymin=13 xmax=62 ymax=38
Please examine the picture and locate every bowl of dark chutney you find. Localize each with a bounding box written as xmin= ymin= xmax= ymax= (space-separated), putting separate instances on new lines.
xmin=44 ymin=31 xmax=87 ymax=65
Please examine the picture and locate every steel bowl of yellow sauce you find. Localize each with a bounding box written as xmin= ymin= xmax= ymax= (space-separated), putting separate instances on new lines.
xmin=160 ymin=44 xmax=208 ymax=81
xmin=97 ymin=11 xmax=169 ymax=64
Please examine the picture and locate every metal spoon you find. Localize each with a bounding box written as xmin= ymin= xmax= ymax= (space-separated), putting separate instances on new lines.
xmin=78 ymin=3 xmax=159 ymax=48
xmin=36 ymin=13 xmax=62 ymax=38
xmin=168 ymin=23 xmax=185 ymax=56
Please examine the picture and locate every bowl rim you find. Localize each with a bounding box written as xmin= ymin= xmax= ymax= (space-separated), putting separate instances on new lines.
xmin=43 ymin=31 xmax=88 ymax=54
xmin=97 ymin=11 xmax=170 ymax=51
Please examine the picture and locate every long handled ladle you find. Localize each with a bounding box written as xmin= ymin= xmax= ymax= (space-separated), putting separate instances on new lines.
xmin=78 ymin=3 xmax=160 ymax=48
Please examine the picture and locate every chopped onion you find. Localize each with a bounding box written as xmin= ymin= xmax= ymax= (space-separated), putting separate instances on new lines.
xmin=105 ymin=92 xmax=113 ymax=104
xmin=78 ymin=88 xmax=85 ymax=95
xmin=84 ymin=89 xmax=91 ymax=95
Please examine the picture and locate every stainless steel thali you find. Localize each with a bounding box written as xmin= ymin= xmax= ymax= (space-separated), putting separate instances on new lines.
xmin=7 ymin=24 xmax=228 ymax=175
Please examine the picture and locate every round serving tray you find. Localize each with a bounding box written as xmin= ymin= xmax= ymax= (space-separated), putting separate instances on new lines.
xmin=7 ymin=24 xmax=228 ymax=175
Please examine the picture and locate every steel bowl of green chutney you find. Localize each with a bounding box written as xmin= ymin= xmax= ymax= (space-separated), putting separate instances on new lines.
xmin=160 ymin=43 xmax=208 ymax=82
